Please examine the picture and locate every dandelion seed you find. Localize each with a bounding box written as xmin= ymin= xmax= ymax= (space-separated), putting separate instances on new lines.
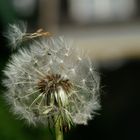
xmin=89 ymin=67 xmax=93 ymax=72
xmin=71 ymin=68 xmax=75 ymax=74
xmin=60 ymin=60 xmax=64 ymax=64
xmin=65 ymin=53 xmax=69 ymax=57
xmin=78 ymin=56 xmax=82 ymax=61
xmin=82 ymin=79 xmax=86 ymax=84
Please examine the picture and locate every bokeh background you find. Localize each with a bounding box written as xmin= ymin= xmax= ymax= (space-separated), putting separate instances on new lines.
xmin=0 ymin=0 xmax=140 ymax=140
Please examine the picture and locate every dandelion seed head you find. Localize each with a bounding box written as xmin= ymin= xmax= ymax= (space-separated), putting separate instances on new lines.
xmin=3 ymin=27 xmax=100 ymax=127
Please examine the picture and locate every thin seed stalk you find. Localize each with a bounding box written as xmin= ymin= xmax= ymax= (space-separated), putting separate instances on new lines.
xmin=55 ymin=117 xmax=63 ymax=140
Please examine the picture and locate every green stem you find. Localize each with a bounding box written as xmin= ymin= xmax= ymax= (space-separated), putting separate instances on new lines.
xmin=55 ymin=117 xmax=63 ymax=140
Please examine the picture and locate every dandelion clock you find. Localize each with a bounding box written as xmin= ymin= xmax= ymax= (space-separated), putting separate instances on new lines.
xmin=3 ymin=23 xmax=100 ymax=140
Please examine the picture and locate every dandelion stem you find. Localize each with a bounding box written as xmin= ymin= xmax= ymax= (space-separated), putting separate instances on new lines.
xmin=55 ymin=117 xmax=63 ymax=140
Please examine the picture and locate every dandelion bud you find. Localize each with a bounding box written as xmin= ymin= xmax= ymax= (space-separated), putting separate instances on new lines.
xmin=3 ymin=24 xmax=100 ymax=128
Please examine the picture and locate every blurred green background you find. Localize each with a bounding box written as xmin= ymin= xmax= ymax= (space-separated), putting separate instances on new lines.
xmin=0 ymin=0 xmax=140 ymax=140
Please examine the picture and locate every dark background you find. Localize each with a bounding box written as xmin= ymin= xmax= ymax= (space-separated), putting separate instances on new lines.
xmin=0 ymin=0 xmax=140 ymax=140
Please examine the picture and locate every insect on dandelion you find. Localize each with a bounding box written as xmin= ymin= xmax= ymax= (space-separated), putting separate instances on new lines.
xmin=3 ymin=23 xmax=100 ymax=140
